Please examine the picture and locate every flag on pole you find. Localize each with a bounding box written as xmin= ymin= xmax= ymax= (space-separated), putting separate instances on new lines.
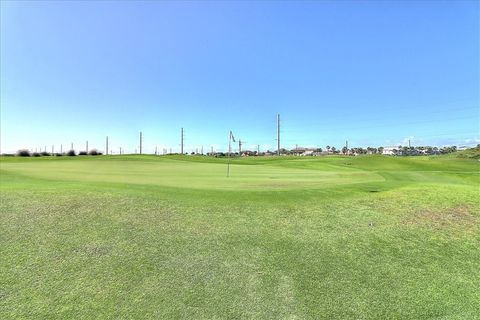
xmin=230 ymin=131 xmax=236 ymax=142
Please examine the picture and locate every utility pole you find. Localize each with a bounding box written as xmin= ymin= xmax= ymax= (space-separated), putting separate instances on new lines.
xmin=106 ymin=136 xmax=109 ymax=155
xmin=139 ymin=132 xmax=142 ymax=154
xmin=44 ymin=146 xmax=46 ymax=152
xmin=180 ymin=128 xmax=184 ymax=154
xmin=227 ymin=131 xmax=233 ymax=177
xmin=155 ymin=146 xmax=157 ymax=155
xmin=201 ymin=146 xmax=203 ymax=155
xmin=408 ymin=139 xmax=411 ymax=148
xmin=211 ymin=146 xmax=214 ymax=155
xmin=60 ymin=144 xmax=63 ymax=153
xmin=169 ymin=147 xmax=172 ymax=154
xmin=71 ymin=142 xmax=73 ymax=150
xmin=277 ymin=113 xmax=281 ymax=155
xmin=257 ymin=144 xmax=260 ymax=155
xmin=86 ymin=140 xmax=88 ymax=153
xmin=119 ymin=147 xmax=122 ymax=155
xmin=346 ymin=140 xmax=348 ymax=154
xmin=52 ymin=145 xmax=54 ymax=154
xmin=238 ymin=140 xmax=243 ymax=155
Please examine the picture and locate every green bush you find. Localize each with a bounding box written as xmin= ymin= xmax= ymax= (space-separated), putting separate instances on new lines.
xmin=16 ymin=149 xmax=31 ymax=157
xmin=67 ymin=150 xmax=76 ymax=156
xmin=88 ymin=149 xmax=102 ymax=156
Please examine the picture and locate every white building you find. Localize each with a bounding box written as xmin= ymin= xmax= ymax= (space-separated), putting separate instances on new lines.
xmin=382 ymin=147 xmax=400 ymax=155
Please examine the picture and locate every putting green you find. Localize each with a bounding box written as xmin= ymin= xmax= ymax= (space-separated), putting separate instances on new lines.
xmin=1 ymin=157 xmax=387 ymax=190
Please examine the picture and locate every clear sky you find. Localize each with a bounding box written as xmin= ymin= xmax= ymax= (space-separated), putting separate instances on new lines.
xmin=1 ymin=0 xmax=479 ymax=154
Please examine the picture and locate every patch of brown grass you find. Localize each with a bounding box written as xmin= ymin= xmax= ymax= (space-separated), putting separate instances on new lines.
xmin=402 ymin=205 xmax=477 ymax=231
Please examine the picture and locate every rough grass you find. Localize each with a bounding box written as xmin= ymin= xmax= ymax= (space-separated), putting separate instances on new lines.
xmin=0 ymin=154 xmax=479 ymax=319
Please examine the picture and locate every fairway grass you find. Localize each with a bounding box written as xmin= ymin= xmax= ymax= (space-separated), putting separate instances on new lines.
xmin=1 ymin=155 xmax=479 ymax=319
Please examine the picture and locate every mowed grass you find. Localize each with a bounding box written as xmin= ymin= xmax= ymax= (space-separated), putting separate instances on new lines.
xmin=1 ymin=154 xmax=479 ymax=319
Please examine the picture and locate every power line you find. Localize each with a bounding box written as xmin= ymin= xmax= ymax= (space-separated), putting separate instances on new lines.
xmin=283 ymin=116 xmax=476 ymax=134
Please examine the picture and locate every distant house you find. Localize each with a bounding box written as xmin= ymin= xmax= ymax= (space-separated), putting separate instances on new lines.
xmin=303 ymin=150 xmax=314 ymax=156
xmin=292 ymin=147 xmax=307 ymax=156
xmin=382 ymin=147 xmax=399 ymax=155
xmin=292 ymin=147 xmax=321 ymax=156
xmin=241 ymin=150 xmax=255 ymax=156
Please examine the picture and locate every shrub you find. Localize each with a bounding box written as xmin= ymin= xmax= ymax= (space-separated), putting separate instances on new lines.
xmin=67 ymin=150 xmax=76 ymax=156
xmin=16 ymin=149 xmax=31 ymax=157
xmin=79 ymin=151 xmax=87 ymax=155
xmin=41 ymin=151 xmax=51 ymax=156
xmin=32 ymin=152 xmax=41 ymax=157
xmin=88 ymin=149 xmax=102 ymax=156
xmin=55 ymin=153 xmax=63 ymax=157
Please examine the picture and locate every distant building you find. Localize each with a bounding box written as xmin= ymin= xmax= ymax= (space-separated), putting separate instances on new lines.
xmin=382 ymin=147 xmax=400 ymax=155
xmin=291 ymin=147 xmax=322 ymax=156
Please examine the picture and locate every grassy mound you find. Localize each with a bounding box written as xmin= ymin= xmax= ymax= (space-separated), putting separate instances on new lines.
xmin=457 ymin=145 xmax=480 ymax=159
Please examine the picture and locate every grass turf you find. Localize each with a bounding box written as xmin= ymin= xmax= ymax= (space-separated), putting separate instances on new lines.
xmin=1 ymin=154 xmax=479 ymax=319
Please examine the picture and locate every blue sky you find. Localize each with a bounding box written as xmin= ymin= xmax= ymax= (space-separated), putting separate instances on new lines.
xmin=1 ymin=0 xmax=478 ymax=154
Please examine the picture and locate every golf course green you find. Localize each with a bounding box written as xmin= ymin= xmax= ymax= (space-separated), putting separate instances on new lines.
xmin=1 ymin=154 xmax=479 ymax=319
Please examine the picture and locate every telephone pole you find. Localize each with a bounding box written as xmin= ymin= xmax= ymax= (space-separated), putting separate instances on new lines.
xmin=60 ymin=144 xmax=63 ymax=153
xmin=346 ymin=140 xmax=348 ymax=154
xmin=106 ymin=136 xmax=109 ymax=155
xmin=238 ymin=140 xmax=242 ymax=155
xmin=257 ymin=144 xmax=260 ymax=155
xmin=180 ymin=128 xmax=184 ymax=154
xmin=71 ymin=142 xmax=73 ymax=150
xmin=277 ymin=114 xmax=280 ymax=156
xmin=408 ymin=139 xmax=411 ymax=148
xmin=86 ymin=140 xmax=88 ymax=153
xmin=52 ymin=145 xmax=54 ymax=154
xmin=139 ymin=132 xmax=142 ymax=154
xmin=155 ymin=146 xmax=157 ymax=155
xmin=201 ymin=146 xmax=203 ymax=155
